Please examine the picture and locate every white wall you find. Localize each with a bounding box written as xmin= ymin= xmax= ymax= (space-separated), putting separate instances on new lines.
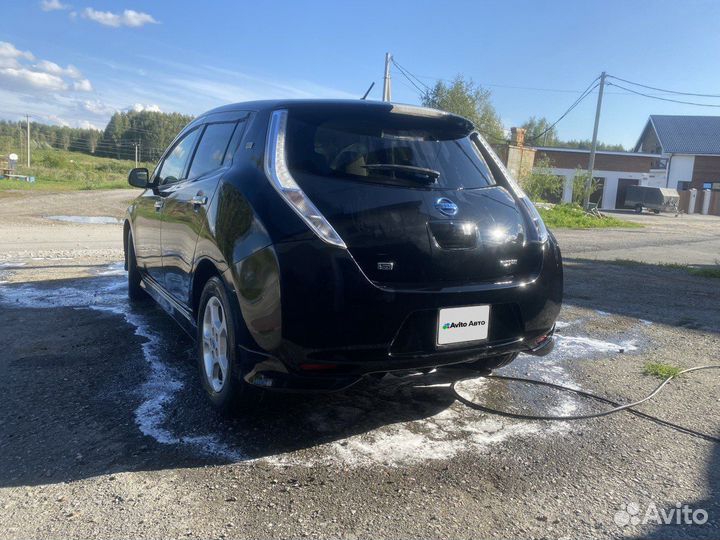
xmin=552 ymin=167 xmax=648 ymax=209
xmin=644 ymin=172 xmax=666 ymax=187
xmin=667 ymin=155 xmax=694 ymax=189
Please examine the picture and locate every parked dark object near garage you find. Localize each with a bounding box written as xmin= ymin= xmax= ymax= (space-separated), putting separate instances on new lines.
xmin=124 ymin=100 xmax=563 ymax=410
xmin=624 ymin=185 xmax=680 ymax=214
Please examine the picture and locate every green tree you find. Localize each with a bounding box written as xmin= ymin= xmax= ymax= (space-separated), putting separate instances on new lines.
xmin=97 ymin=110 xmax=193 ymax=161
xmin=520 ymin=157 xmax=563 ymax=202
xmin=422 ymin=75 xmax=505 ymax=143
xmin=82 ymin=129 xmax=101 ymax=154
xmin=99 ymin=112 xmax=130 ymax=159
xmin=521 ymin=117 xmax=559 ymax=146
xmin=572 ymin=168 xmax=599 ymax=205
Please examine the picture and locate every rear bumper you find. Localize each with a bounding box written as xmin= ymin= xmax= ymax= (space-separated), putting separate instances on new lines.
xmin=244 ymin=333 xmax=557 ymax=392
xmin=232 ymin=236 xmax=563 ymax=391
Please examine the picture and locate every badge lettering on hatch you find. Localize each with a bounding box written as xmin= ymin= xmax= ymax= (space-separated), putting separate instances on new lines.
xmin=377 ymin=261 xmax=394 ymax=271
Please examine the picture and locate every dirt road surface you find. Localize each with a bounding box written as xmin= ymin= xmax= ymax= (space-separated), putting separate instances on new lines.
xmin=0 ymin=190 xmax=718 ymax=539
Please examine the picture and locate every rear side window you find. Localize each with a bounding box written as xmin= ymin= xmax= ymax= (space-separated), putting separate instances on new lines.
xmin=286 ymin=112 xmax=497 ymax=190
xmin=188 ymin=122 xmax=238 ymax=179
xmin=157 ymin=128 xmax=201 ymax=185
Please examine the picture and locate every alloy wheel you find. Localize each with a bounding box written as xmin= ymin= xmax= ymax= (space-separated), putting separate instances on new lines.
xmin=202 ymin=296 xmax=229 ymax=393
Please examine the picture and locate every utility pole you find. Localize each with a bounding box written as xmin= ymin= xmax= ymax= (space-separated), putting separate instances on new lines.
xmin=382 ymin=52 xmax=392 ymax=102
xmin=26 ymin=114 xmax=31 ymax=167
xmin=583 ymin=71 xmax=606 ymax=209
xmin=134 ymin=141 xmax=139 ymax=168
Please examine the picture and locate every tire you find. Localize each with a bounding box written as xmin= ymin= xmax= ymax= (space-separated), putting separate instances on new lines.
xmin=652 ymin=209 xmax=660 ymax=214
xmin=196 ymin=276 xmax=257 ymax=412
xmin=126 ymin=231 xmax=146 ymax=301
xmin=634 ymin=204 xmax=643 ymax=214
xmin=454 ymin=352 xmax=519 ymax=372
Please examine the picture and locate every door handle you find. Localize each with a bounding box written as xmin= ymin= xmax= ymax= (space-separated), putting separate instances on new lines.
xmin=190 ymin=195 xmax=208 ymax=206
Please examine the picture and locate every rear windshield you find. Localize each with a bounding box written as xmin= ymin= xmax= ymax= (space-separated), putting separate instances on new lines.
xmin=286 ymin=112 xmax=497 ymax=190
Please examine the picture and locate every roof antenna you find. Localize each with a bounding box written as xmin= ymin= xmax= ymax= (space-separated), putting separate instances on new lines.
xmin=361 ymin=82 xmax=375 ymax=100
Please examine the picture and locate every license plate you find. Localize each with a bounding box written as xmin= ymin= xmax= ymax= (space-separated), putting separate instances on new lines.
xmin=437 ymin=305 xmax=490 ymax=345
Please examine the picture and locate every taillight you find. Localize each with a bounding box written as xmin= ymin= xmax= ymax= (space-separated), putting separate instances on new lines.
xmin=472 ymin=131 xmax=549 ymax=244
xmin=520 ymin=197 xmax=549 ymax=244
xmin=264 ymin=109 xmax=347 ymax=249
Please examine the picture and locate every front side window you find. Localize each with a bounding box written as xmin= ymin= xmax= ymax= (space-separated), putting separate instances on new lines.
xmin=188 ymin=122 xmax=238 ymax=179
xmin=286 ymin=112 xmax=497 ymax=190
xmin=157 ymin=128 xmax=200 ymax=186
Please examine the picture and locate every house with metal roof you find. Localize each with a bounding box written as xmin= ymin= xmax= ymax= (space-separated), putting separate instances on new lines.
xmin=505 ymin=116 xmax=720 ymax=213
xmin=634 ymin=115 xmax=720 ymax=192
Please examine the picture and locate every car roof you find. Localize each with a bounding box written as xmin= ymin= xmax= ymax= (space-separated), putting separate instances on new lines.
xmin=198 ymin=99 xmax=471 ymax=125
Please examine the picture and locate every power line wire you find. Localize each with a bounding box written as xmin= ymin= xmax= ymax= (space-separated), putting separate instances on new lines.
xmin=524 ymin=77 xmax=600 ymax=143
xmin=606 ymin=82 xmax=720 ymax=108
xmin=390 ymin=58 xmax=601 ymax=144
xmin=389 ymin=64 xmax=606 ymax=95
xmin=393 ymin=78 xmax=425 ymax=98
xmin=392 ymin=61 xmax=428 ymax=97
xmin=391 ymin=59 xmax=432 ymax=92
xmin=607 ymin=75 xmax=720 ymax=98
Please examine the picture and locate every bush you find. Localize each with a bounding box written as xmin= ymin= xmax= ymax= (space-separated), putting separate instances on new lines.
xmin=520 ymin=157 xmax=563 ymax=202
xmin=37 ymin=152 xmax=67 ymax=168
xmin=572 ymin=169 xmax=599 ymax=205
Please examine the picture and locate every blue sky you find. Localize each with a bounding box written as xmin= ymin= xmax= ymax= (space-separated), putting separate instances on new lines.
xmin=2 ymin=0 xmax=720 ymax=148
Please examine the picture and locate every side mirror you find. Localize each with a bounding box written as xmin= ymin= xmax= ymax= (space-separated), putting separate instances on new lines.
xmin=128 ymin=168 xmax=150 ymax=188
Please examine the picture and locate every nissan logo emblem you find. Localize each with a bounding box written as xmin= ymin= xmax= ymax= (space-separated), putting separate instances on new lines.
xmin=435 ymin=197 xmax=458 ymax=217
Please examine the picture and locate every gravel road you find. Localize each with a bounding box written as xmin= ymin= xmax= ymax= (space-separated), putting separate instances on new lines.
xmin=0 ymin=190 xmax=718 ymax=539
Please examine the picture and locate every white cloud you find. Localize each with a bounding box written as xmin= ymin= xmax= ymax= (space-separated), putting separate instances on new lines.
xmin=35 ymin=59 xmax=82 ymax=79
xmin=0 ymin=41 xmax=93 ymax=97
xmin=40 ymin=0 xmax=70 ymax=11
xmin=129 ymin=103 xmax=161 ymax=113
xmin=0 ymin=42 xmax=35 ymax=68
xmin=0 ymin=56 xmax=20 ymax=69
xmin=72 ymin=78 xmax=93 ymax=91
xmin=0 ymin=67 xmax=67 ymax=92
xmin=79 ymin=99 xmax=115 ymax=115
xmin=82 ymin=8 xmax=158 ymax=28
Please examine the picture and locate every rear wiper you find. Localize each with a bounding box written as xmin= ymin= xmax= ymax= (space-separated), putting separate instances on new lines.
xmin=363 ymin=163 xmax=440 ymax=182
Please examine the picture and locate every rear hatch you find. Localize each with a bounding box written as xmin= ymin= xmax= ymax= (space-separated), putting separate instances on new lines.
xmin=285 ymin=105 xmax=539 ymax=286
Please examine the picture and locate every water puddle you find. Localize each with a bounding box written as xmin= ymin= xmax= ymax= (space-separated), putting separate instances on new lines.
xmin=46 ymin=215 xmax=121 ymax=225
xmin=0 ymin=275 xmax=241 ymax=461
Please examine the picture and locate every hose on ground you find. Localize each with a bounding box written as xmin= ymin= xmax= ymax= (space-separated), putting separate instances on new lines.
xmin=451 ymin=365 xmax=720 ymax=444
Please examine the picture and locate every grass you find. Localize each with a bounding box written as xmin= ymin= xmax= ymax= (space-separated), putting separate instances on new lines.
xmin=643 ymin=361 xmax=683 ymax=380
xmin=611 ymin=259 xmax=720 ymax=279
xmin=537 ymin=203 xmax=642 ymax=230
xmin=0 ymin=147 xmax=155 ymax=191
xmin=687 ymin=267 xmax=720 ymax=278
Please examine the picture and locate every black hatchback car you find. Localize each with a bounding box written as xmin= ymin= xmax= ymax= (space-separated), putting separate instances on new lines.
xmin=124 ymin=100 xmax=562 ymax=410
